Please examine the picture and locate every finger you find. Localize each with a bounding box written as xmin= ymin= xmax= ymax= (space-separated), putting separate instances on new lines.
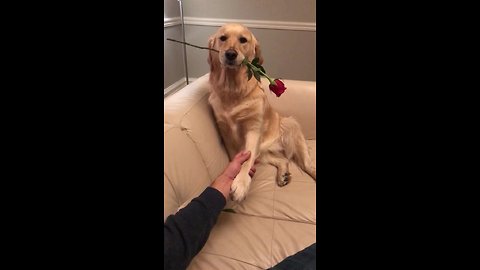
xmin=233 ymin=151 xmax=244 ymax=159
xmin=234 ymin=150 xmax=249 ymax=159
xmin=235 ymin=150 xmax=251 ymax=164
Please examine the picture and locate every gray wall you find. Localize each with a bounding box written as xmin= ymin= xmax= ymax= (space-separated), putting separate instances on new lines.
xmin=164 ymin=27 xmax=185 ymax=89
xmin=184 ymin=25 xmax=316 ymax=81
xmin=164 ymin=0 xmax=185 ymax=89
xmin=164 ymin=0 xmax=316 ymax=89
xmin=164 ymin=0 xmax=180 ymax=19
xmin=183 ymin=0 xmax=316 ymax=22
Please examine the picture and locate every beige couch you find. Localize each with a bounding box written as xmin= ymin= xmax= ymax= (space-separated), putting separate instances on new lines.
xmin=164 ymin=73 xmax=316 ymax=269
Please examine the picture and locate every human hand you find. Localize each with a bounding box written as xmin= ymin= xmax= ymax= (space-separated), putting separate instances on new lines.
xmin=211 ymin=151 xmax=257 ymax=200
xmin=222 ymin=151 xmax=252 ymax=180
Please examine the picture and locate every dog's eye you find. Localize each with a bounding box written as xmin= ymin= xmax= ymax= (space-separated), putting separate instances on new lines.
xmin=219 ymin=36 xmax=227 ymax=41
xmin=239 ymin=37 xmax=247 ymax=43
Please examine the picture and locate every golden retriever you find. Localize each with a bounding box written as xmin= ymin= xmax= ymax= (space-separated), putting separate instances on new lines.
xmin=207 ymin=23 xmax=316 ymax=202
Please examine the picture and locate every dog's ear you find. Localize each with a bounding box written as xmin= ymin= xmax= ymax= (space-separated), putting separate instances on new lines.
xmin=251 ymin=34 xmax=264 ymax=65
xmin=207 ymin=34 xmax=217 ymax=67
xmin=255 ymin=43 xmax=264 ymax=65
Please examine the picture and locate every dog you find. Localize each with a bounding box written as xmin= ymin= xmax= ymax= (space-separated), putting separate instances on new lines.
xmin=207 ymin=23 xmax=316 ymax=202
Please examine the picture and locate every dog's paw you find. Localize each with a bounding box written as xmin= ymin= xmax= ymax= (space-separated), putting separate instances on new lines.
xmin=277 ymin=172 xmax=291 ymax=187
xmin=230 ymin=175 xmax=251 ymax=202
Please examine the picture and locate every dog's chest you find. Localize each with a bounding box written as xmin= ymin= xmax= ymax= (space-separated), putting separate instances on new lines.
xmin=209 ymin=96 xmax=250 ymax=138
xmin=212 ymin=105 xmax=240 ymax=132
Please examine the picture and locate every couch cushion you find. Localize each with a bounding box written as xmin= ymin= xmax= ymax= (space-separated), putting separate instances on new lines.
xmin=262 ymin=79 xmax=316 ymax=140
xmin=164 ymin=124 xmax=213 ymax=221
xmin=188 ymin=212 xmax=315 ymax=269
xmin=188 ymin=140 xmax=316 ymax=269
xmin=164 ymin=74 xmax=230 ymax=182
xmin=225 ymin=140 xmax=316 ymax=223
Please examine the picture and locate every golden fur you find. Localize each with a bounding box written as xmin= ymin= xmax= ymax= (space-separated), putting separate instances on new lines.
xmin=207 ymin=23 xmax=316 ymax=202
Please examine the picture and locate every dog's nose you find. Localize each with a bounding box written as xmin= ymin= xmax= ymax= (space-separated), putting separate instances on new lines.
xmin=225 ymin=49 xmax=238 ymax=61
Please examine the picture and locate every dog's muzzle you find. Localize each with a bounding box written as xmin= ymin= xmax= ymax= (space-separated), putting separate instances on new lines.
xmin=224 ymin=49 xmax=238 ymax=66
xmin=225 ymin=49 xmax=238 ymax=60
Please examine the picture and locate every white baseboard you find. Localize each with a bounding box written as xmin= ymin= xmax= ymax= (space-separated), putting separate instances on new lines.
xmin=183 ymin=17 xmax=316 ymax=32
xmin=164 ymin=17 xmax=181 ymax=28
xmin=164 ymin=77 xmax=198 ymax=98
xmin=164 ymin=16 xmax=315 ymax=32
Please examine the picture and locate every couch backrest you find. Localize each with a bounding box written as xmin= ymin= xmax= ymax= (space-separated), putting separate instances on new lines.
xmin=164 ymin=74 xmax=230 ymax=220
xmin=261 ymin=79 xmax=316 ymax=140
xmin=164 ymin=73 xmax=316 ymax=220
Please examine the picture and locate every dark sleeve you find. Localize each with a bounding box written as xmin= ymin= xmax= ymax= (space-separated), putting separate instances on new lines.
xmin=164 ymin=187 xmax=226 ymax=270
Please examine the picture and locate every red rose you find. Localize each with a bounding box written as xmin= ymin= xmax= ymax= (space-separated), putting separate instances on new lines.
xmin=269 ymin=79 xmax=286 ymax=97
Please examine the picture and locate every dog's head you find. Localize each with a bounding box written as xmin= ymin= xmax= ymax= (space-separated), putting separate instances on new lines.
xmin=208 ymin=23 xmax=263 ymax=71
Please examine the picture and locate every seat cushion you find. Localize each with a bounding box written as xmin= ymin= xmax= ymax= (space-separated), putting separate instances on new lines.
xmin=188 ymin=140 xmax=316 ymax=269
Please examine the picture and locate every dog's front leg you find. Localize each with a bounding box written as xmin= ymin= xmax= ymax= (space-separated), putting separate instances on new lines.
xmin=230 ymin=131 xmax=261 ymax=202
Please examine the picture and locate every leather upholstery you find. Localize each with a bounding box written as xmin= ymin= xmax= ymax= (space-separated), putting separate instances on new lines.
xmin=164 ymin=74 xmax=316 ymax=269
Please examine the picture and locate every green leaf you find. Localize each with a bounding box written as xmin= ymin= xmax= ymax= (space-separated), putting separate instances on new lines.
xmin=260 ymin=65 xmax=266 ymax=74
xmin=252 ymin=57 xmax=259 ymax=66
xmin=247 ymin=69 xmax=253 ymax=80
xmin=254 ymin=71 xmax=261 ymax=82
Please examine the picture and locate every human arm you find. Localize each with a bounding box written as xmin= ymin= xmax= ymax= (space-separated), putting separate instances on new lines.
xmin=164 ymin=151 xmax=254 ymax=270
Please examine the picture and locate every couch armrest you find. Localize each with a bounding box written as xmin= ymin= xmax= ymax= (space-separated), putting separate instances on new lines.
xmin=261 ymin=79 xmax=316 ymax=140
